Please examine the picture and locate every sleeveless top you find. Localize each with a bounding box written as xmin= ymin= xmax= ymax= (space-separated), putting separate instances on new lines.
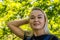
xmin=24 ymin=34 xmax=58 ymax=40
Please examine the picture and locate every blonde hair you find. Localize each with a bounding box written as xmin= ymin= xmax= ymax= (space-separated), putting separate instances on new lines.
xmin=31 ymin=7 xmax=50 ymax=34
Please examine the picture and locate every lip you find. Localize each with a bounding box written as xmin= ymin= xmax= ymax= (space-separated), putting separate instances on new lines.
xmin=33 ymin=24 xmax=40 ymax=26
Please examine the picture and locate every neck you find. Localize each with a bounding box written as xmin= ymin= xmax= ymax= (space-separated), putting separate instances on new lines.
xmin=33 ymin=29 xmax=46 ymax=36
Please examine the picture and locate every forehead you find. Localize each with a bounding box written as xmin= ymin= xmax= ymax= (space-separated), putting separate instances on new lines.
xmin=30 ymin=10 xmax=44 ymax=16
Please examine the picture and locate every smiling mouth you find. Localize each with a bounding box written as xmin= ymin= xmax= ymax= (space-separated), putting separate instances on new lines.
xmin=33 ymin=24 xmax=40 ymax=26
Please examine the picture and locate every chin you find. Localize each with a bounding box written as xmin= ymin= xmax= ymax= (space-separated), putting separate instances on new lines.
xmin=31 ymin=26 xmax=42 ymax=30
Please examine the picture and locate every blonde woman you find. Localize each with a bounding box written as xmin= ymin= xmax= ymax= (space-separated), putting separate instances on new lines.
xmin=7 ymin=7 xmax=58 ymax=40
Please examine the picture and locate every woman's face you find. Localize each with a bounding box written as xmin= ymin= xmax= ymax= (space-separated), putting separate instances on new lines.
xmin=29 ymin=10 xmax=45 ymax=30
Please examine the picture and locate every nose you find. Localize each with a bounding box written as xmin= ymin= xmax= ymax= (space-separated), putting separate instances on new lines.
xmin=34 ymin=18 xmax=38 ymax=22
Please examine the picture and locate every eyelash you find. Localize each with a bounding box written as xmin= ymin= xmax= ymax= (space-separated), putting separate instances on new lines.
xmin=30 ymin=17 xmax=34 ymax=19
xmin=38 ymin=17 xmax=42 ymax=18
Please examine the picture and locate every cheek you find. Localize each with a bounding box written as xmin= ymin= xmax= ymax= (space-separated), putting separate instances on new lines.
xmin=41 ymin=19 xmax=45 ymax=23
xmin=29 ymin=19 xmax=33 ymax=23
xmin=40 ymin=19 xmax=45 ymax=26
xmin=29 ymin=20 xmax=34 ymax=26
xmin=39 ymin=18 xmax=45 ymax=23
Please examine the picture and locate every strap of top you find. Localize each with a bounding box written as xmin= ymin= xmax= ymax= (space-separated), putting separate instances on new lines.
xmin=44 ymin=35 xmax=54 ymax=40
xmin=44 ymin=35 xmax=51 ymax=40
xmin=24 ymin=31 xmax=31 ymax=40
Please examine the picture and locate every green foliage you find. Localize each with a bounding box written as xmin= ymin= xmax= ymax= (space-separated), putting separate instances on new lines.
xmin=0 ymin=0 xmax=60 ymax=40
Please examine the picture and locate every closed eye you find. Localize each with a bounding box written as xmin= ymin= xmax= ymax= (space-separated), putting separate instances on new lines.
xmin=38 ymin=17 xmax=42 ymax=18
xmin=30 ymin=17 xmax=35 ymax=19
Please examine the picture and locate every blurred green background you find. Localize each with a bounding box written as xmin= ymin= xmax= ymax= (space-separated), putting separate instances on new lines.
xmin=0 ymin=0 xmax=60 ymax=40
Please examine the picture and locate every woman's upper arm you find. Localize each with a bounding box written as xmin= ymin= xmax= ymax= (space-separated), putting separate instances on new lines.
xmin=7 ymin=20 xmax=25 ymax=39
xmin=7 ymin=24 xmax=24 ymax=39
xmin=7 ymin=19 xmax=29 ymax=39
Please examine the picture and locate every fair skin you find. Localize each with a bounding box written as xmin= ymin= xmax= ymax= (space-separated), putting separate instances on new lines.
xmin=7 ymin=10 xmax=46 ymax=39
xmin=29 ymin=10 xmax=45 ymax=36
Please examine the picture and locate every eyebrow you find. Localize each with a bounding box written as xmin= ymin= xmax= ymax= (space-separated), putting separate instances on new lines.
xmin=30 ymin=14 xmax=44 ymax=17
xmin=30 ymin=15 xmax=35 ymax=17
xmin=38 ymin=14 xmax=44 ymax=16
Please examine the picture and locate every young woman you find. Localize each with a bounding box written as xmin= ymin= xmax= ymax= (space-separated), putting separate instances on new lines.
xmin=7 ymin=7 xmax=58 ymax=40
